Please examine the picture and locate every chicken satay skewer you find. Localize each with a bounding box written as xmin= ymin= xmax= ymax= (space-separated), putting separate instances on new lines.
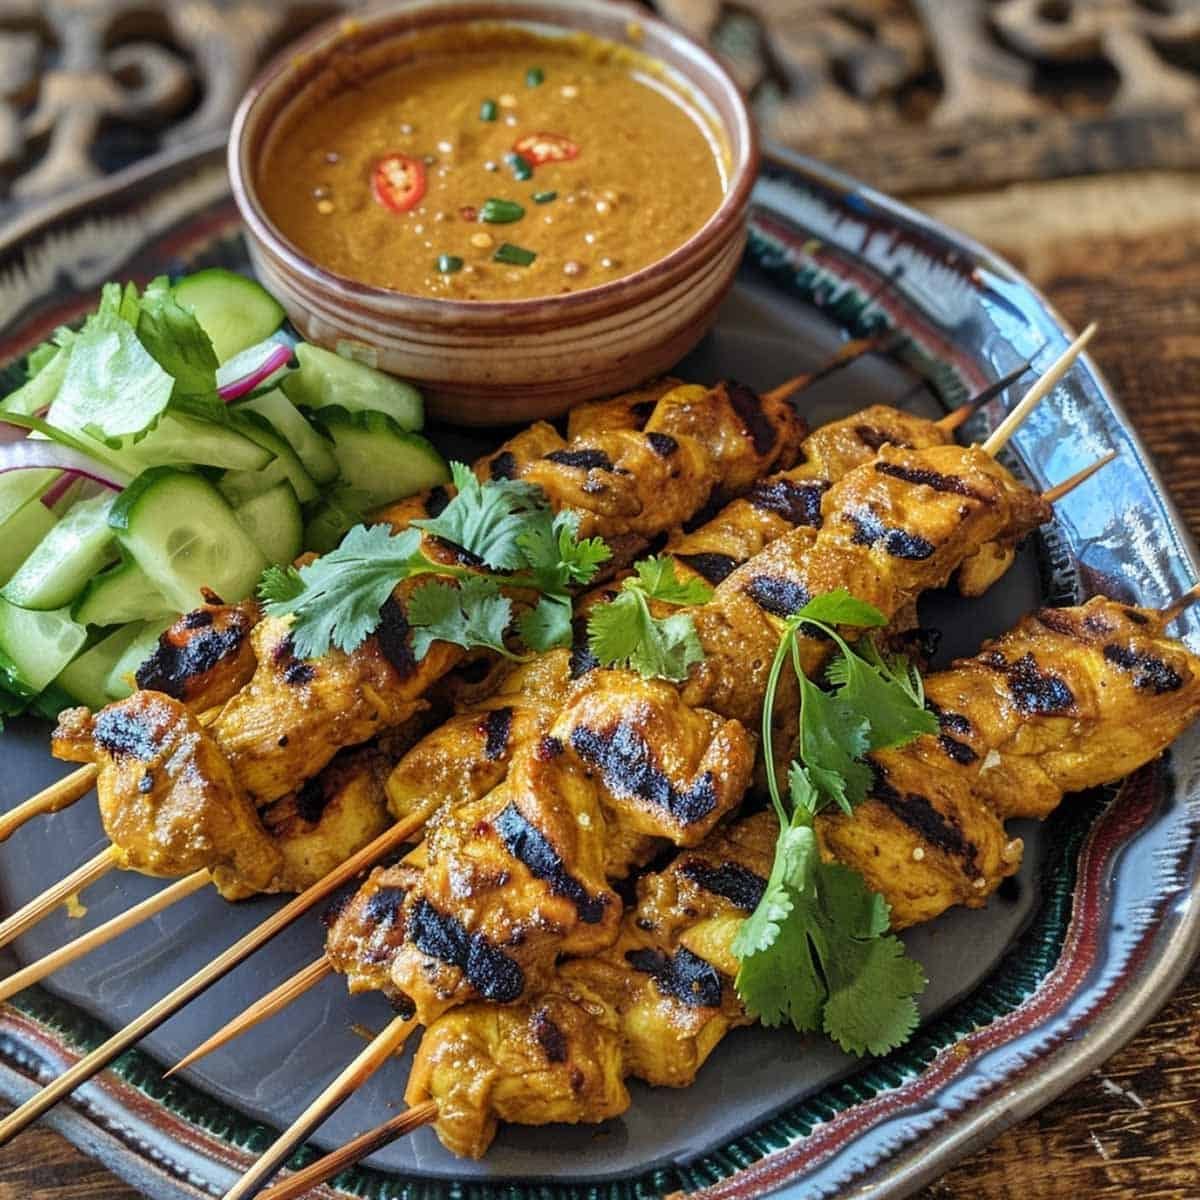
xmin=0 ymin=331 xmax=1093 ymax=1147
xmin=162 ymin=445 xmax=1118 ymax=1078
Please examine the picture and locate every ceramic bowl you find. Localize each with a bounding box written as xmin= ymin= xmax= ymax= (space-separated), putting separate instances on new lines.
xmin=229 ymin=0 xmax=758 ymax=426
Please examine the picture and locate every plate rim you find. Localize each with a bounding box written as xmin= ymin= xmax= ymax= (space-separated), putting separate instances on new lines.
xmin=0 ymin=136 xmax=1196 ymax=1200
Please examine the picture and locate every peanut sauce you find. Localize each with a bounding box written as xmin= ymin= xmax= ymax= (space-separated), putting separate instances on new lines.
xmin=258 ymin=27 xmax=727 ymax=300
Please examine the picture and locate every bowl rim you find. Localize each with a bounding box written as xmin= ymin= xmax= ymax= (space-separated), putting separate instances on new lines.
xmin=228 ymin=0 xmax=759 ymax=323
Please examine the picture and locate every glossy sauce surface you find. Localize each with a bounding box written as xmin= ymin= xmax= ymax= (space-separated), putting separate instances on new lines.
xmin=258 ymin=29 xmax=727 ymax=301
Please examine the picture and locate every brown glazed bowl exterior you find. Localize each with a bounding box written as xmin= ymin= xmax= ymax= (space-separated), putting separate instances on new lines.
xmin=229 ymin=0 xmax=758 ymax=426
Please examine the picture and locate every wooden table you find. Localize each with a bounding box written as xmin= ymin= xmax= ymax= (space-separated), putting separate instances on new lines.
xmin=0 ymin=164 xmax=1196 ymax=1200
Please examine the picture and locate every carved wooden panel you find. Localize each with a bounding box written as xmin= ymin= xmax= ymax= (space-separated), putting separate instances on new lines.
xmin=1 ymin=0 xmax=1198 ymax=223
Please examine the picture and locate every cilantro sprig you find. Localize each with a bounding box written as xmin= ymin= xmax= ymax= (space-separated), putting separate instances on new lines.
xmin=733 ymin=588 xmax=937 ymax=1056
xmin=586 ymin=556 xmax=712 ymax=682
xmin=258 ymin=464 xmax=611 ymax=661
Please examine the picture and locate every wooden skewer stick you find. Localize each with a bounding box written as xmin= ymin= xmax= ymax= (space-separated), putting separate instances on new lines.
xmin=0 ymin=848 xmax=116 ymax=951
xmin=256 ymin=1102 xmax=439 ymax=1200
xmin=981 ymin=324 xmax=1097 ymax=457
xmin=0 ymin=871 xmax=209 ymax=1003
xmin=0 ymin=706 xmax=220 ymax=845
xmin=0 ymin=766 xmax=99 ymax=843
xmin=166 ymin=954 xmax=333 ymax=1078
xmin=1160 ymin=583 xmax=1200 ymax=627
xmin=934 ymin=360 xmax=1034 ymax=433
xmin=222 ymin=1014 xmax=418 ymax=1200
xmin=1040 ymin=450 xmax=1118 ymax=504
xmin=760 ymin=332 xmax=886 ymax=406
xmin=0 ymin=809 xmax=428 ymax=1147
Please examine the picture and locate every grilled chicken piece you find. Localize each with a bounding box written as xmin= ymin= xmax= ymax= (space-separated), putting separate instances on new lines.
xmin=818 ymin=596 xmax=1200 ymax=926
xmin=325 ymin=860 xmax=424 ymax=1004
xmin=385 ymin=650 xmax=576 ymax=824
xmin=132 ymin=591 xmax=259 ymax=712
xmin=386 ymin=672 xmax=755 ymax=1025
xmin=921 ymin=597 xmax=1200 ymax=820
xmin=259 ymin=747 xmax=392 ymax=892
xmin=683 ymin=443 xmax=1052 ymax=731
xmin=51 ymin=694 xmax=281 ymax=900
xmin=211 ymin=601 xmax=461 ymax=807
xmin=566 ymin=377 xmax=685 ymax=437
xmin=406 ymin=813 xmax=775 ymax=1157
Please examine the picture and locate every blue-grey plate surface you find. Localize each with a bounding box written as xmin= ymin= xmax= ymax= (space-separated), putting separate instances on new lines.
xmin=0 ymin=134 xmax=1197 ymax=1200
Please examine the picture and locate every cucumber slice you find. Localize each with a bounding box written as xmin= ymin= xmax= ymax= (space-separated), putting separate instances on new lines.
xmin=227 ymin=413 xmax=319 ymax=504
xmin=172 ymin=269 xmax=286 ymax=364
xmin=0 ymin=469 xmax=58 ymax=522
xmin=56 ymin=622 xmax=152 ymax=710
xmin=317 ymin=409 xmax=449 ymax=508
xmin=104 ymin=617 xmax=174 ymax=700
xmin=237 ymin=389 xmax=338 ymax=484
xmin=0 ymin=493 xmax=57 ymax=586
xmin=3 ymin=491 xmax=118 ymax=610
xmin=234 ymin=481 xmax=303 ymax=565
xmin=73 ymin=555 xmax=174 ymax=627
xmin=0 ymin=597 xmax=87 ymax=694
xmin=283 ymin=343 xmax=423 ymax=431
xmin=2 ymin=345 xmax=70 ymax=416
xmin=124 ymin=413 xmax=275 ymax=473
xmin=109 ymin=467 xmax=268 ymax=612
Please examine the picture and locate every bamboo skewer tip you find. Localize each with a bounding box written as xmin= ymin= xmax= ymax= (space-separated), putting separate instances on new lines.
xmin=167 ymin=955 xmax=334 ymax=1078
xmin=1041 ymin=449 xmax=1118 ymax=504
xmin=1160 ymin=582 xmax=1200 ymax=626
xmin=981 ymin=323 xmax=1097 ymax=458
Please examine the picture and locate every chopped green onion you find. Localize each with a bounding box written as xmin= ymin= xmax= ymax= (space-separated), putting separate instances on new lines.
xmin=479 ymin=99 xmax=498 ymax=121
xmin=526 ymin=66 xmax=545 ymax=88
xmin=494 ymin=242 xmax=537 ymax=267
xmin=436 ymin=254 xmax=464 ymax=274
xmin=505 ymin=152 xmax=534 ymax=181
xmin=480 ymin=197 xmax=526 ymax=223
xmin=532 ymin=190 xmax=557 ymax=204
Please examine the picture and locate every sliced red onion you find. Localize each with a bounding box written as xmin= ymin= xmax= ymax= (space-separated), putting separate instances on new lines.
xmin=39 ymin=473 xmax=76 ymax=509
xmin=216 ymin=341 xmax=294 ymax=402
xmin=0 ymin=439 xmax=130 ymax=491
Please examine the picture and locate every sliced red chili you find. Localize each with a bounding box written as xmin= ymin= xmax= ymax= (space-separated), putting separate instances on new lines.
xmin=512 ymin=132 xmax=580 ymax=166
xmin=372 ymin=153 xmax=427 ymax=213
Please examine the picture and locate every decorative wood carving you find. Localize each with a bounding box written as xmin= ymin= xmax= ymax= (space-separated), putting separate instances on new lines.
xmin=1 ymin=0 xmax=1198 ymax=223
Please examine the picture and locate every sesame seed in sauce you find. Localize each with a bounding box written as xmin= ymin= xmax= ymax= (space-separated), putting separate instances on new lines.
xmin=561 ymin=84 xmax=579 ymax=98
xmin=316 ymin=199 xmax=335 ymax=214
xmin=324 ymin=151 xmax=339 ymax=164
xmin=499 ymin=93 xmax=517 ymax=107
xmin=563 ymin=260 xmax=584 ymax=277
xmin=470 ymin=231 xmax=494 ymax=248
xmin=437 ymin=139 xmax=454 ymax=153
xmin=912 ymin=846 xmax=926 ymax=861
xmin=399 ymin=122 xmax=414 ymax=134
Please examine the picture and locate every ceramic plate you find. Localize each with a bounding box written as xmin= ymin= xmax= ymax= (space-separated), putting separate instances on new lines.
xmin=0 ymin=133 xmax=1198 ymax=1200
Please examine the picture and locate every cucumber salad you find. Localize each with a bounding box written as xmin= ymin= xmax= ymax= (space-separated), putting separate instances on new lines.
xmin=0 ymin=269 xmax=448 ymax=722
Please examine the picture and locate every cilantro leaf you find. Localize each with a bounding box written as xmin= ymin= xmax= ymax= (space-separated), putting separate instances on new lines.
xmin=136 ymin=276 xmax=219 ymax=399
xmin=631 ymin=555 xmax=714 ymax=605
xmin=414 ymin=461 xmax=548 ymax=570
xmin=736 ymin=587 xmax=932 ymax=1057
xmin=587 ymin=587 xmax=706 ymax=682
xmin=517 ymin=509 xmax=611 ymax=592
xmin=825 ymin=639 xmax=938 ymax=752
xmin=586 ymin=555 xmax=710 ymax=682
xmin=407 ymin=576 xmax=515 ymax=660
xmin=258 ymin=564 xmax=304 ymax=604
xmin=794 ymin=587 xmax=888 ymax=630
xmin=517 ymin=593 xmax=574 ymax=652
xmin=796 ymin=671 xmax=873 ymax=813
xmin=261 ymin=524 xmax=437 ymax=658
